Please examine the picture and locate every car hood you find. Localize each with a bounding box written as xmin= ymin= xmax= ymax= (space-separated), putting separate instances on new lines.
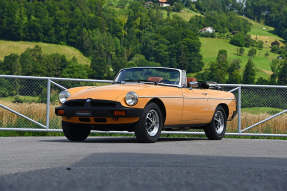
xmin=67 ymin=84 xmax=150 ymax=101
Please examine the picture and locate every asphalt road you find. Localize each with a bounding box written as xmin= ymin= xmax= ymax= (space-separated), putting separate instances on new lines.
xmin=0 ymin=137 xmax=286 ymax=191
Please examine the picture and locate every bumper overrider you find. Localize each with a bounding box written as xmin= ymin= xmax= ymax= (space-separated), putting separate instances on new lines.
xmin=55 ymin=99 xmax=143 ymax=128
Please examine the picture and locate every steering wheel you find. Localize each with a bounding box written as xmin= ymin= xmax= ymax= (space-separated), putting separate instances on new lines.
xmin=159 ymin=79 xmax=171 ymax=84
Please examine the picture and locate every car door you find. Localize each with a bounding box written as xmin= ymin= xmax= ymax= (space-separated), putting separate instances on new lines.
xmin=181 ymin=88 xmax=210 ymax=123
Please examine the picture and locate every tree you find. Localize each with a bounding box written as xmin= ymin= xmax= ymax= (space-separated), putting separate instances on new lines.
xmin=227 ymin=59 xmax=241 ymax=84
xmin=278 ymin=60 xmax=287 ymax=85
xmin=207 ymin=50 xmax=229 ymax=83
xmin=242 ymin=57 xmax=256 ymax=84
xmin=239 ymin=47 xmax=245 ymax=56
xmin=256 ymin=77 xmax=269 ymax=85
xmin=20 ymin=52 xmax=33 ymax=76
xmin=62 ymin=59 xmax=88 ymax=79
xmin=126 ymin=54 xmax=160 ymax=67
xmin=258 ymin=40 xmax=264 ymax=50
xmin=90 ymin=55 xmax=107 ymax=79
xmin=248 ymin=47 xmax=257 ymax=56
xmin=269 ymin=59 xmax=280 ymax=84
xmin=230 ymin=33 xmax=245 ymax=47
xmin=42 ymin=53 xmax=67 ymax=77
xmin=1 ymin=53 xmax=21 ymax=75
xmin=271 ymin=45 xmax=280 ymax=53
xmin=23 ymin=45 xmax=45 ymax=76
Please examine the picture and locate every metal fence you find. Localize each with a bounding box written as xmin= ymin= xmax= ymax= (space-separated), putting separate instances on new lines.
xmin=0 ymin=75 xmax=286 ymax=137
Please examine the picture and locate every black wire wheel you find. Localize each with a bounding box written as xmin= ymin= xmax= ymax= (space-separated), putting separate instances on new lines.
xmin=135 ymin=102 xmax=163 ymax=143
xmin=62 ymin=121 xmax=91 ymax=141
xmin=204 ymin=105 xmax=227 ymax=140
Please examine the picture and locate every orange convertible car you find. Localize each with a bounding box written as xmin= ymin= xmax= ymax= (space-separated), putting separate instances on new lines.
xmin=55 ymin=67 xmax=237 ymax=143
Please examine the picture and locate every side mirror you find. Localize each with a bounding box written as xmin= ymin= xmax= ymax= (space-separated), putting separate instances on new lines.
xmin=189 ymin=82 xmax=198 ymax=90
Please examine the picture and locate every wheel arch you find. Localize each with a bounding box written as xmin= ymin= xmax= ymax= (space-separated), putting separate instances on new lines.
xmin=218 ymin=103 xmax=229 ymax=119
xmin=147 ymin=98 xmax=166 ymax=124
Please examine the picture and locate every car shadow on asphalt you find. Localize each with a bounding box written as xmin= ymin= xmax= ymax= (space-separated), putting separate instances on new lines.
xmin=38 ymin=136 xmax=207 ymax=143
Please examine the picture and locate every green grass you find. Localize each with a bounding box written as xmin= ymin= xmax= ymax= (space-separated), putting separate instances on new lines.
xmin=0 ymin=96 xmax=39 ymax=103
xmin=242 ymin=17 xmax=285 ymax=48
xmin=0 ymin=40 xmax=91 ymax=65
xmin=199 ymin=37 xmax=278 ymax=79
xmin=161 ymin=8 xmax=201 ymax=22
xmin=241 ymin=107 xmax=284 ymax=114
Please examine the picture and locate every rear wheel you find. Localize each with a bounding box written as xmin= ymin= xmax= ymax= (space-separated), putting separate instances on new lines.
xmin=135 ymin=102 xmax=163 ymax=143
xmin=62 ymin=121 xmax=90 ymax=141
xmin=204 ymin=105 xmax=227 ymax=140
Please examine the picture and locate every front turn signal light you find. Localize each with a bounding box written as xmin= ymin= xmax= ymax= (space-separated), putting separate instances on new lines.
xmin=114 ymin=111 xmax=126 ymax=116
xmin=57 ymin=109 xmax=65 ymax=115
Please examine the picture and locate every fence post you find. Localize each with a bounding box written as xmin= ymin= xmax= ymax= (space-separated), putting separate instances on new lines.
xmin=45 ymin=78 xmax=51 ymax=129
xmin=238 ymin=85 xmax=242 ymax=133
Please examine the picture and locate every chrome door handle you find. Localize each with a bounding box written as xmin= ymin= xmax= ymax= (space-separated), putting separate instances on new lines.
xmin=202 ymin=92 xmax=208 ymax=95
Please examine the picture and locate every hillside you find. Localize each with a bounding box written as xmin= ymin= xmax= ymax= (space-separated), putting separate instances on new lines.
xmin=198 ymin=20 xmax=284 ymax=80
xmin=166 ymin=9 xmax=282 ymax=80
xmin=199 ymin=37 xmax=277 ymax=79
xmin=0 ymin=40 xmax=90 ymax=66
xmin=163 ymin=9 xmax=281 ymax=80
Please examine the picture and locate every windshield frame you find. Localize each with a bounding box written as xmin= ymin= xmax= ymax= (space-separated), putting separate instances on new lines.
xmin=113 ymin=67 xmax=185 ymax=88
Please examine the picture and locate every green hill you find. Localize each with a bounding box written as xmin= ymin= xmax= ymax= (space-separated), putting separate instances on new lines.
xmin=198 ymin=20 xmax=283 ymax=80
xmin=164 ymin=9 xmax=281 ymax=80
xmin=0 ymin=40 xmax=90 ymax=65
xmin=199 ymin=37 xmax=277 ymax=79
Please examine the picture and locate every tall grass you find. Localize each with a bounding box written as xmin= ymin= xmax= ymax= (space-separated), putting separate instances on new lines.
xmin=0 ymin=101 xmax=61 ymax=129
xmin=227 ymin=112 xmax=287 ymax=134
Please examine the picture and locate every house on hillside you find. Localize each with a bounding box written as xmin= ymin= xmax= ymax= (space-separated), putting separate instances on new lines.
xmin=271 ymin=41 xmax=280 ymax=47
xmin=277 ymin=56 xmax=283 ymax=60
xmin=199 ymin=26 xmax=215 ymax=33
xmin=158 ymin=0 xmax=170 ymax=7
xmin=144 ymin=1 xmax=154 ymax=8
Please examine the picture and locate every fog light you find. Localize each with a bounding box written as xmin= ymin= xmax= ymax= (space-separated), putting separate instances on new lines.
xmin=114 ymin=111 xmax=126 ymax=116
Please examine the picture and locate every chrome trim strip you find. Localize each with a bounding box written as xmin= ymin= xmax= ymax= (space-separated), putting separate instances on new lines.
xmin=139 ymin=96 xmax=235 ymax=100
xmin=184 ymin=97 xmax=235 ymax=100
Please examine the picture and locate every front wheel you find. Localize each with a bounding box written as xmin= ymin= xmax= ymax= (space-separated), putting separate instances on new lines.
xmin=135 ymin=102 xmax=163 ymax=143
xmin=204 ymin=105 xmax=227 ymax=140
xmin=62 ymin=121 xmax=91 ymax=141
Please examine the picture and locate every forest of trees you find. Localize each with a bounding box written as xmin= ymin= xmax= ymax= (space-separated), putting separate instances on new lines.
xmin=0 ymin=0 xmax=205 ymax=79
xmin=1 ymin=0 xmax=287 ymax=86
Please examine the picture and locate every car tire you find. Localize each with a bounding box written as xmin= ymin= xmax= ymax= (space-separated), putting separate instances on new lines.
xmin=62 ymin=121 xmax=91 ymax=141
xmin=135 ymin=102 xmax=163 ymax=143
xmin=204 ymin=105 xmax=227 ymax=140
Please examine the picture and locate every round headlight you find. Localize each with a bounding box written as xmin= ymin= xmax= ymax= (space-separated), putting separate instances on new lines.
xmin=125 ymin=91 xmax=138 ymax=106
xmin=59 ymin=90 xmax=71 ymax=104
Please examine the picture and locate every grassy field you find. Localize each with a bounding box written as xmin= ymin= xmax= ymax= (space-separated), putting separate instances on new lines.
xmin=199 ymin=37 xmax=278 ymax=79
xmin=243 ymin=17 xmax=285 ymax=46
xmin=161 ymin=8 xmax=201 ymax=21
xmin=0 ymin=40 xmax=91 ymax=65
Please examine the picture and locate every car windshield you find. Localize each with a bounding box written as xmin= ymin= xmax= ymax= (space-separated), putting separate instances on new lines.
xmin=114 ymin=68 xmax=181 ymax=86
